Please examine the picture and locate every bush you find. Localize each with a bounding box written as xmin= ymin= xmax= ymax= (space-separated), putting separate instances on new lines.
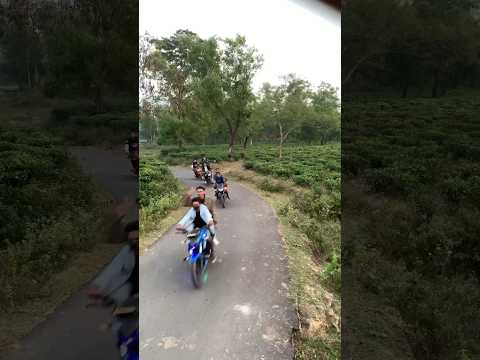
xmin=0 ymin=129 xmax=106 ymax=310
xmin=343 ymin=96 xmax=480 ymax=358
xmin=259 ymin=178 xmax=285 ymax=192
xmin=139 ymin=159 xmax=183 ymax=234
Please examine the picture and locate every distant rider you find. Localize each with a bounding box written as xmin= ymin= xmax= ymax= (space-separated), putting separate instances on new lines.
xmin=214 ymin=169 xmax=230 ymax=199
xmin=176 ymin=195 xmax=217 ymax=263
xmin=200 ymin=156 xmax=211 ymax=171
xmin=192 ymin=159 xmax=201 ymax=177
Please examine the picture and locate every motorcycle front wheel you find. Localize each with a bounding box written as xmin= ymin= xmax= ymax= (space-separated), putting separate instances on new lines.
xmin=191 ymin=257 xmax=208 ymax=289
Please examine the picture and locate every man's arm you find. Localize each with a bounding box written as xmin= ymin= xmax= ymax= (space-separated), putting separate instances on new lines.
xmin=178 ymin=208 xmax=194 ymax=227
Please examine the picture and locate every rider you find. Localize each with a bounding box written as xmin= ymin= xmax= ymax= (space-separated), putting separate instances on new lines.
xmin=87 ymin=220 xmax=139 ymax=304
xmin=195 ymin=185 xmax=214 ymax=214
xmin=214 ymin=169 xmax=230 ymax=199
xmin=191 ymin=159 xmax=199 ymax=176
xmin=176 ymin=195 xmax=217 ymax=263
xmin=200 ymin=155 xmax=211 ymax=171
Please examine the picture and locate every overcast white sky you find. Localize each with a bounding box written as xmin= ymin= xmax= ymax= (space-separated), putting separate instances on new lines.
xmin=139 ymin=0 xmax=340 ymax=95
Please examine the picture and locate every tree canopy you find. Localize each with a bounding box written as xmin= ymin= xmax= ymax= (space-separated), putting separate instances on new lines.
xmin=140 ymin=30 xmax=340 ymax=155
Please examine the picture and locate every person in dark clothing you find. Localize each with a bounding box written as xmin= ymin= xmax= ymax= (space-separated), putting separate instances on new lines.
xmin=176 ymin=196 xmax=217 ymax=262
xmin=213 ymin=169 xmax=230 ymax=199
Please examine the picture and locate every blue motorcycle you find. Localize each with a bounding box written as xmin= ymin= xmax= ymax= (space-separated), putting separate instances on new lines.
xmin=183 ymin=227 xmax=212 ymax=288
xmin=87 ymin=294 xmax=139 ymax=359
xmin=117 ymin=326 xmax=139 ymax=360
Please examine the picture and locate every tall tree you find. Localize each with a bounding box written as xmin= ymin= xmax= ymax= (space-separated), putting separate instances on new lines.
xmin=197 ymin=35 xmax=263 ymax=156
xmin=145 ymin=30 xmax=218 ymax=147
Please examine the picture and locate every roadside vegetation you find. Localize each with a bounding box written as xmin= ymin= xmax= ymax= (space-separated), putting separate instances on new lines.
xmin=0 ymin=128 xmax=110 ymax=311
xmin=0 ymin=1 xmax=138 ymax=347
xmin=342 ymin=0 xmax=480 ymax=357
xmin=139 ymin=153 xmax=184 ymax=250
xmin=343 ymin=95 xmax=480 ymax=359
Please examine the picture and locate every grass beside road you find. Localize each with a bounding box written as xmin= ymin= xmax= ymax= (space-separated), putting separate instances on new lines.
xmin=139 ymin=152 xmax=185 ymax=252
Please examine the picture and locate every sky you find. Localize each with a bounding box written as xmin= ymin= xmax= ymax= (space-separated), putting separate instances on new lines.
xmin=139 ymin=0 xmax=341 ymax=95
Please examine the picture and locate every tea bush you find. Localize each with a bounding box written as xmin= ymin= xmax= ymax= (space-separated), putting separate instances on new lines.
xmin=343 ymin=95 xmax=480 ymax=358
xmin=0 ymin=129 xmax=106 ymax=310
xmin=49 ymin=104 xmax=137 ymax=145
xmin=139 ymin=158 xmax=183 ymax=234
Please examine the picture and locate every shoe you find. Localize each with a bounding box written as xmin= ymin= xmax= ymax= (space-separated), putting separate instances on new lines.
xmin=211 ymin=253 xmax=217 ymax=263
xmin=213 ymin=236 xmax=220 ymax=246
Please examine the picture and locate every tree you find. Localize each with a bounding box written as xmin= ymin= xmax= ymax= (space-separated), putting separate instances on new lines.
xmin=256 ymin=75 xmax=313 ymax=157
xmin=145 ymin=30 xmax=218 ymax=146
xmin=197 ymin=35 xmax=263 ymax=156
xmin=0 ymin=0 xmax=44 ymax=90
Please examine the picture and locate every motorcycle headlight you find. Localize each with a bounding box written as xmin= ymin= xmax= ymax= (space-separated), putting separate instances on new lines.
xmin=119 ymin=343 xmax=128 ymax=357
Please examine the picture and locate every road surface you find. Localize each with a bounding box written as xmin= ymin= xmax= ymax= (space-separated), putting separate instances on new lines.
xmin=5 ymin=147 xmax=137 ymax=360
xmin=140 ymin=167 xmax=296 ymax=360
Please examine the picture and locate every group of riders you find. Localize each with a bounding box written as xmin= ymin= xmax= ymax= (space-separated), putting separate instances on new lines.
xmin=178 ymin=156 xmax=231 ymax=263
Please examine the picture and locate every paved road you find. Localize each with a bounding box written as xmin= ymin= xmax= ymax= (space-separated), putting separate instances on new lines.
xmin=5 ymin=147 xmax=137 ymax=360
xmin=140 ymin=167 xmax=296 ymax=360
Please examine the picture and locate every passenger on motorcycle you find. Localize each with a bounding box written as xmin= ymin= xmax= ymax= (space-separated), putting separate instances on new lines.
xmin=214 ymin=169 xmax=230 ymax=199
xmin=192 ymin=159 xmax=201 ymax=177
xmin=176 ymin=196 xmax=217 ymax=263
xmin=194 ymin=185 xmax=216 ymax=221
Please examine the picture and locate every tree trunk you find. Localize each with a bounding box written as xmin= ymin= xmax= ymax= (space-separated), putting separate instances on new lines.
xmin=432 ymin=70 xmax=439 ymax=98
xmin=95 ymin=82 xmax=105 ymax=113
xmin=402 ymin=81 xmax=409 ymax=98
xmin=243 ymin=136 xmax=249 ymax=150
xmin=228 ymin=139 xmax=234 ymax=157
xmin=228 ymin=129 xmax=236 ymax=158
xmin=278 ymin=123 xmax=284 ymax=159
xmin=26 ymin=55 xmax=32 ymax=89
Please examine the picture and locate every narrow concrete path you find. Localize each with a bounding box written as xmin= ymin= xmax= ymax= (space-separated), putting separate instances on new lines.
xmin=140 ymin=167 xmax=296 ymax=360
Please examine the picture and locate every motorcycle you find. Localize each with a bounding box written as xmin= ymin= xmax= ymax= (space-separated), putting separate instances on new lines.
xmin=87 ymin=294 xmax=139 ymax=360
xmin=202 ymin=164 xmax=213 ymax=185
xmin=215 ymin=183 xmax=227 ymax=208
xmin=180 ymin=227 xmax=212 ymax=289
xmin=192 ymin=164 xmax=202 ymax=178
